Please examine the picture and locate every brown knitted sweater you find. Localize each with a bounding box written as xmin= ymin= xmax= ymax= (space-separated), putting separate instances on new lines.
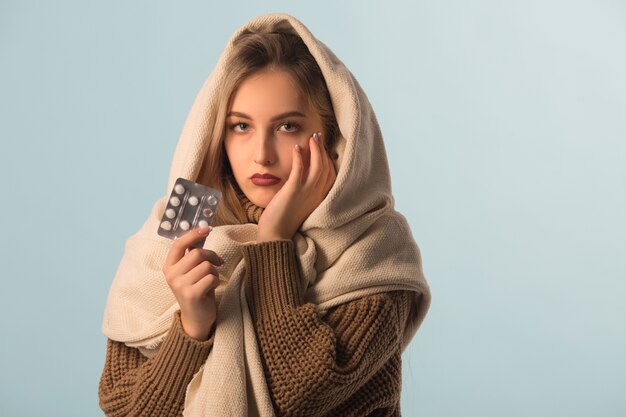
xmin=98 ymin=197 xmax=414 ymax=417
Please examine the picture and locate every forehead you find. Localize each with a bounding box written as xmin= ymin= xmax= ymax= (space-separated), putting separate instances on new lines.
xmin=229 ymin=69 xmax=308 ymax=114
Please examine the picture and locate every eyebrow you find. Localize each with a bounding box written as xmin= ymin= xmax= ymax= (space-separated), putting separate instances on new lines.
xmin=226 ymin=111 xmax=307 ymax=122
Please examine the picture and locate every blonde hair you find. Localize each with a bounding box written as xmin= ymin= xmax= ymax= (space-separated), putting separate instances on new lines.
xmin=195 ymin=30 xmax=340 ymax=226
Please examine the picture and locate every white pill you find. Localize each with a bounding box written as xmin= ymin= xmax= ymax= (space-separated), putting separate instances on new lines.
xmin=179 ymin=220 xmax=190 ymax=231
xmin=170 ymin=196 xmax=180 ymax=207
xmin=160 ymin=221 xmax=172 ymax=231
xmin=207 ymin=195 xmax=217 ymax=205
xmin=188 ymin=195 xmax=199 ymax=206
xmin=198 ymin=220 xmax=209 ymax=228
xmin=165 ymin=208 xmax=176 ymax=219
xmin=174 ymin=184 xmax=185 ymax=194
xmin=202 ymin=208 xmax=213 ymax=217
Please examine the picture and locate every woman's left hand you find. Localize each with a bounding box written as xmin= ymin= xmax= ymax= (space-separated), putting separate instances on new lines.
xmin=257 ymin=132 xmax=336 ymax=242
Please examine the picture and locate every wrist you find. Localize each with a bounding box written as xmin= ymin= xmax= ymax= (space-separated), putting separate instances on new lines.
xmin=256 ymin=229 xmax=293 ymax=243
xmin=180 ymin=313 xmax=215 ymax=341
xmin=257 ymin=235 xmax=290 ymax=243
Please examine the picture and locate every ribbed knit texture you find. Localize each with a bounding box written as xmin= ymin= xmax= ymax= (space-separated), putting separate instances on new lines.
xmin=98 ymin=310 xmax=215 ymax=417
xmin=243 ymin=240 xmax=409 ymax=416
xmin=98 ymin=196 xmax=413 ymax=417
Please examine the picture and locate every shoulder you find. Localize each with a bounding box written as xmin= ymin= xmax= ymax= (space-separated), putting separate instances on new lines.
xmin=324 ymin=290 xmax=414 ymax=331
xmin=332 ymin=290 xmax=413 ymax=311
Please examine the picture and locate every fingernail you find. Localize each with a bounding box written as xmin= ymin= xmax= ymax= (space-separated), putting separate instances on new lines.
xmin=295 ymin=144 xmax=301 ymax=152
xmin=198 ymin=226 xmax=212 ymax=235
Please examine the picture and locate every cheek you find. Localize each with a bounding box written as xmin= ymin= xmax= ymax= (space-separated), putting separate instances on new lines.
xmin=224 ymin=140 xmax=246 ymax=170
xmin=278 ymin=143 xmax=311 ymax=173
xmin=276 ymin=145 xmax=293 ymax=169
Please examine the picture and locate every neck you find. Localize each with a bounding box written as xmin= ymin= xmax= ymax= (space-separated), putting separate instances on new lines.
xmin=231 ymin=179 xmax=264 ymax=224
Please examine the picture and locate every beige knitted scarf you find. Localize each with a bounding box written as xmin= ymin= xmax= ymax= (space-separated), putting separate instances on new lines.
xmin=101 ymin=13 xmax=431 ymax=417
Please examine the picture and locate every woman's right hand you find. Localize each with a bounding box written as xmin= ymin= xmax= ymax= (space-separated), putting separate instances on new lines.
xmin=162 ymin=226 xmax=223 ymax=341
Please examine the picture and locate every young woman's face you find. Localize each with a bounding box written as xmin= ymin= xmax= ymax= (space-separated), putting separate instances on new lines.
xmin=224 ymin=68 xmax=325 ymax=208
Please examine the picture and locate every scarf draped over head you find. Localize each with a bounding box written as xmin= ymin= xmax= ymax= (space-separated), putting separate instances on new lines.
xmin=101 ymin=13 xmax=431 ymax=417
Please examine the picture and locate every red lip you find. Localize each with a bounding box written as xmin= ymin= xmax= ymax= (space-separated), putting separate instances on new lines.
xmin=251 ymin=173 xmax=281 ymax=186
xmin=251 ymin=173 xmax=281 ymax=180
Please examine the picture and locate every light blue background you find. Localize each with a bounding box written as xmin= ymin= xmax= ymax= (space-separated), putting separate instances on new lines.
xmin=1 ymin=1 xmax=624 ymax=416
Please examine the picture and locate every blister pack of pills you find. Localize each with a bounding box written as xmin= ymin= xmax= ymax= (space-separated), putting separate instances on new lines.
xmin=157 ymin=177 xmax=222 ymax=248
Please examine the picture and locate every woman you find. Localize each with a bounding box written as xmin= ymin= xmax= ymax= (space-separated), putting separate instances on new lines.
xmin=99 ymin=13 xmax=431 ymax=417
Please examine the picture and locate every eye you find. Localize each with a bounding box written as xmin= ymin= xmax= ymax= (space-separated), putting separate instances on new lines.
xmin=230 ymin=121 xmax=249 ymax=133
xmin=279 ymin=121 xmax=299 ymax=133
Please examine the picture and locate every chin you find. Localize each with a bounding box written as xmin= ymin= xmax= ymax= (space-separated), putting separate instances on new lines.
xmin=246 ymin=191 xmax=273 ymax=209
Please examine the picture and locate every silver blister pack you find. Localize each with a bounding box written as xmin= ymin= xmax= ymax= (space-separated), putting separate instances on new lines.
xmin=157 ymin=177 xmax=222 ymax=248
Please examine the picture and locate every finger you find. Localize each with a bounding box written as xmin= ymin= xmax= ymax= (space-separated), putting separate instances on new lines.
xmin=315 ymin=132 xmax=333 ymax=193
xmin=319 ymin=143 xmax=336 ymax=195
xmin=304 ymin=133 xmax=322 ymax=184
xmin=182 ymin=260 xmax=219 ymax=287
xmin=194 ymin=273 xmax=220 ymax=294
xmin=288 ymin=144 xmax=305 ymax=186
xmin=191 ymin=248 xmax=223 ymax=266
xmin=316 ymin=132 xmax=329 ymax=185
xmin=169 ymin=247 xmax=223 ymax=277
xmin=305 ymin=133 xmax=325 ymax=188
xmin=164 ymin=227 xmax=212 ymax=269
xmin=323 ymin=139 xmax=336 ymax=185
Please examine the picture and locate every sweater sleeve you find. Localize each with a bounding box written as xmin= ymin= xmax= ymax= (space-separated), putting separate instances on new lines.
xmin=242 ymin=239 xmax=413 ymax=417
xmin=98 ymin=310 xmax=215 ymax=417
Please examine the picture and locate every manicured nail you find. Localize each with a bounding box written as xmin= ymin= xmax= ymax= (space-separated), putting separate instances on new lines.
xmin=198 ymin=226 xmax=212 ymax=235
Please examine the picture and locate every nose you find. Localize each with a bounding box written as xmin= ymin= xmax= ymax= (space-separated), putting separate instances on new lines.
xmin=253 ymin=130 xmax=277 ymax=166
